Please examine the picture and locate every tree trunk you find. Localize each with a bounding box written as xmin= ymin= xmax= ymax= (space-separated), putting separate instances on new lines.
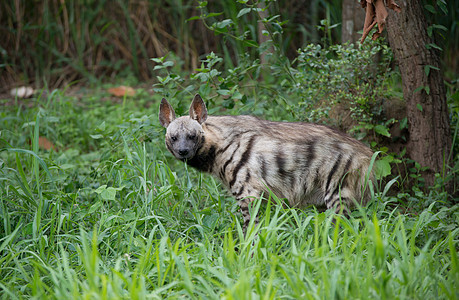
xmin=342 ymin=0 xmax=365 ymax=43
xmin=385 ymin=0 xmax=451 ymax=187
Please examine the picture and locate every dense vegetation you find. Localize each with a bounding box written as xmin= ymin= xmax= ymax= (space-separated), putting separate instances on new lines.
xmin=1 ymin=1 xmax=458 ymax=299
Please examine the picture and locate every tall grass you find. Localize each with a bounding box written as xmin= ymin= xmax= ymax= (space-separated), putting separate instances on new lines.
xmin=0 ymin=89 xmax=457 ymax=299
xmin=1 ymin=0 xmax=206 ymax=89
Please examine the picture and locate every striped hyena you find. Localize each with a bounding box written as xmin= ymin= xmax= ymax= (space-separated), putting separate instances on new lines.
xmin=159 ymin=94 xmax=374 ymax=231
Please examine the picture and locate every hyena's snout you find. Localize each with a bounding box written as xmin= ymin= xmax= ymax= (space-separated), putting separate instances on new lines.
xmin=178 ymin=149 xmax=189 ymax=157
xmin=172 ymin=148 xmax=191 ymax=160
xmin=173 ymin=140 xmax=196 ymax=160
xmin=176 ymin=148 xmax=195 ymax=160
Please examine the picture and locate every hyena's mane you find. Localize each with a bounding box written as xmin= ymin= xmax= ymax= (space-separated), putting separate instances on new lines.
xmin=185 ymin=140 xmax=217 ymax=173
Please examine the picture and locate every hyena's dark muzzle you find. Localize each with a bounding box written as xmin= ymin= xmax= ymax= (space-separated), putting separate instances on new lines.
xmin=178 ymin=149 xmax=189 ymax=157
xmin=170 ymin=136 xmax=198 ymax=160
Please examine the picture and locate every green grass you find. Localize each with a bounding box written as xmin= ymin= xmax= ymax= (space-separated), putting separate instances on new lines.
xmin=0 ymin=89 xmax=458 ymax=299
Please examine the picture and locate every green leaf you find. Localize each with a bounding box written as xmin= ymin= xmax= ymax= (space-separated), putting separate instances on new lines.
xmin=417 ymin=103 xmax=423 ymax=112
xmin=150 ymin=57 xmax=164 ymax=63
xmin=214 ymin=19 xmax=233 ymax=29
xmin=90 ymin=134 xmax=104 ymax=139
xmin=206 ymin=12 xmax=224 ymax=18
xmin=400 ymin=117 xmax=408 ymax=130
xmin=242 ymin=39 xmax=259 ymax=48
xmin=328 ymin=23 xmax=340 ymax=29
xmin=97 ymin=121 xmax=106 ymax=131
xmin=353 ymin=131 xmax=367 ymax=141
xmin=217 ymin=89 xmax=231 ymax=96
xmin=425 ymin=43 xmax=443 ymax=51
xmin=88 ymin=201 xmax=103 ymax=214
xmin=163 ymin=61 xmax=174 ymax=67
xmin=197 ymin=1 xmax=207 ymax=8
xmin=157 ymin=75 xmax=172 ymax=84
xmin=95 ymin=185 xmax=107 ymax=193
xmin=6 ymin=148 xmax=56 ymax=188
xmin=424 ymin=64 xmax=439 ymax=77
xmin=375 ymin=156 xmax=393 ymax=179
xmin=424 ymin=4 xmax=436 ymax=14
xmin=101 ymin=187 xmax=116 ymax=201
xmin=437 ymin=0 xmax=447 ymax=14
xmin=237 ymin=8 xmax=252 ymax=18
xmin=232 ymin=91 xmax=243 ymax=100
xmin=0 ymin=225 xmax=21 ymax=253
xmin=374 ymin=125 xmax=391 ymax=137
xmin=424 ymin=65 xmax=430 ymax=77
xmin=432 ymin=24 xmax=447 ymax=32
xmin=425 ymin=86 xmax=430 ymax=95
xmin=451 ymin=90 xmax=459 ymax=102
xmin=95 ymin=185 xmax=124 ymax=201
xmin=413 ymin=86 xmax=424 ymax=94
xmin=186 ymin=16 xmax=201 ymax=22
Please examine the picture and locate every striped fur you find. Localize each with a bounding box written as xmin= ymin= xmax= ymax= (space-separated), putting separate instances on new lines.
xmin=159 ymin=94 xmax=374 ymax=231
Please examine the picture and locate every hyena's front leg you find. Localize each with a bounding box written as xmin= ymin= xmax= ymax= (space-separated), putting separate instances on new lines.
xmin=237 ymin=196 xmax=259 ymax=234
xmin=230 ymin=173 xmax=262 ymax=234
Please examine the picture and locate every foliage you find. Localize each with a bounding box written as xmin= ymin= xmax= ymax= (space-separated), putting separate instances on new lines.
xmin=421 ymin=0 xmax=459 ymax=80
xmin=292 ymin=40 xmax=396 ymax=133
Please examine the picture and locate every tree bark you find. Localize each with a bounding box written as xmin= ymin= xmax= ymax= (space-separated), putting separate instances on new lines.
xmin=342 ymin=0 xmax=366 ymax=43
xmin=385 ymin=0 xmax=451 ymax=187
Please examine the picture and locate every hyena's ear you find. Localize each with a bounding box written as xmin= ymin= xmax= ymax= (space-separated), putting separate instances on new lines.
xmin=189 ymin=94 xmax=208 ymax=124
xmin=159 ymin=98 xmax=176 ymax=128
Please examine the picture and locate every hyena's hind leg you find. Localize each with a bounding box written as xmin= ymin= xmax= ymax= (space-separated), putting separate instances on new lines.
xmin=325 ymin=190 xmax=352 ymax=216
xmin=324 ymin=168 xmax=370 ymax=218
xmin=323 ymin=176 xmax=356 ymax=217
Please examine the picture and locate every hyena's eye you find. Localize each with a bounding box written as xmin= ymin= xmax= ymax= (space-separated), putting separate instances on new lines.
xmin=171 ymin=136 xmax=178 ymax=142
xmin=188 ymin=134 xmax=196 ymax=140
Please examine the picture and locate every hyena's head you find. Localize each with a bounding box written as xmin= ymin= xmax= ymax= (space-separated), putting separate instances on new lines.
xmin=159 ymin=94 xmax=208 ymax=161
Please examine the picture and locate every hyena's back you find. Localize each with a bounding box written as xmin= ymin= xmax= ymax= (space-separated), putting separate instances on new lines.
xmin=199 ymin=115 xmax=374 ymax=211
